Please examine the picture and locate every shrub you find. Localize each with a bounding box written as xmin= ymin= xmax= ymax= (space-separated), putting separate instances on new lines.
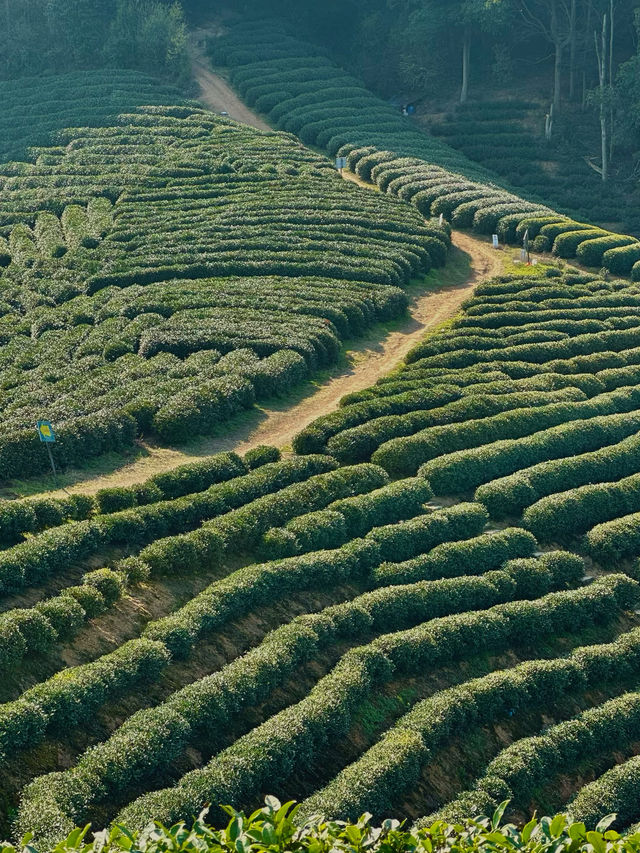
xmin=373 ymin=527 xmax=537 ymax=586
xmin=576 ymin=234 xmax=637 ymax=267
xmin=244 ymin=445 xmax=281 ymax=469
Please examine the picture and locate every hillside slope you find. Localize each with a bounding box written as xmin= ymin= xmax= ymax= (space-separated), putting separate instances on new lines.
xmin=0 ymin=79 xmax=449 ymax=482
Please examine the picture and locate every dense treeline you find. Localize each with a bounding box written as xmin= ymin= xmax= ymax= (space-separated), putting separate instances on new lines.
xmin=0 ymin=0 xmax=189 ymax=83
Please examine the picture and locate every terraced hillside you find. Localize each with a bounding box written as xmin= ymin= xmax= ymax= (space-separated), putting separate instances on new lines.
xmin=429 ymin=99 xmax=640 ymax=235
xmin=3 ymin=262 xmax=640 ymax=843
xmin=0 ymin=82 xmax=448 ymax=481
xmin=210 ymin=18 xmax=640 ymax=276
xmin=0 ymin=70 xmax=184 ymax=164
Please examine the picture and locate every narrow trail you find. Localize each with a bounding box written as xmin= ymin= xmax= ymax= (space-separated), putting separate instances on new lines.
xmin=9 ymin=50 xmax=506 ymax=500
xmin=189 ymin=29 xmax=271 ymax=130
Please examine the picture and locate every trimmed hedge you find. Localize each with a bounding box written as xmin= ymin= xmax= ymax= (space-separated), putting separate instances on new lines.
xmin=371 ymin=389 xmax=640 ymax=478
xmin=261 ymin=477 xmax=433 ymax=558
xmin=568 ymin=754 xmax=640 ymax=828
xmin=586 ymin=510 xmax=640 ymax=563
xmin=0 ymin=455 xmax=335 ymax=594
xmin=429 ymin=690 xmax=640 ymax=825
xmin=474 ymin=431 xmax=640 ymax=520
xmin=16 ymin=548 xmax=582 ymax=845
xmin=297 ymin=578 xmax=640 ymax=822
xmin=365 ymin=502 xmax=489 ymax=563
xmin=419 ymin=410 xmax=640 ymax=495
xmin=523 ymin=471 xmax=640 ymax=541
xmin=372 ymin=527 xmax=537 ymax=586
xmin=110 ymin=577 xmax=636 ymax=832
xmin=326 ymin=388 xmax=584 ymax=466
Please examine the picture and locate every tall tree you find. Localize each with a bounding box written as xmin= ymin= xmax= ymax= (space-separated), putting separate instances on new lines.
xmin=520 ymin=0 xmax=574 ymax=110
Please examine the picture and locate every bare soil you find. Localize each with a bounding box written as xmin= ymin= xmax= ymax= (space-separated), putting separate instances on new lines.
xmin=189 ymin=29 xmax=271 ymax=130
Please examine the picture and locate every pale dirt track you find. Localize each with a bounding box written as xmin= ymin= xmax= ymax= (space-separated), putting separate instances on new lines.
xmin=190 ymin=30 xmax=271 ymax=130
xmin=14 ymin=58 xmax=506 ymax=499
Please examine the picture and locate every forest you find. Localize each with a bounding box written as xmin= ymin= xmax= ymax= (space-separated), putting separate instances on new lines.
xmin=0 ymin=0 xmax=190 ymax=82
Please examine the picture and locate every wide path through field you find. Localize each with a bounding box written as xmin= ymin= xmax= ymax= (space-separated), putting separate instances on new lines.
xmin=189 ymin=29 xmax=271 ymax=129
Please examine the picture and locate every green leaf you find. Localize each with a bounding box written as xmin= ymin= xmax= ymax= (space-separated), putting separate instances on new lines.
xmin=492 ymin=801 xmax=509 ymax=830
xmin=595 ymin=814 xmax=618 ymax=834
xmin=586 ymin=831 xmax=607 ymax=853
xmin=568 ymin=822 xmax=587 ymax=842
xmin=549 ymin=815 xmax=566 ymax=838
xmin=522 ymin=818 xmax=537 ymax=843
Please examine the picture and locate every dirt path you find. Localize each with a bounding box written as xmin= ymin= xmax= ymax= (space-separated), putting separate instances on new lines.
xmin=189 ymin=29 xmax=271 ymax=130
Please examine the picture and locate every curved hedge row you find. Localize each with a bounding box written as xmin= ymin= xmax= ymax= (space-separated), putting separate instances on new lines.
xmin=0 ymin=455 xmax=336 ymax=595
xmin=297 ymin=579 xmax=640 ymax=822
xmin=14 ymin=550 xmax=581 ymax=844
xmin=419 ymin=410 xmax=640 ymax=495
xmin=0 ymin=451 xmax=248 ymax=547
xmin=568 ymin=754 xmax=640 ymax=828
xmin=372 ymin=388 xmax=640 ymax=478
xmin=523 ymin=471 xmax=640 ymax=541
xmin=426 ymin=690 xmax=640 ymax=825
xmin=107 ymin=577 xmax=632 ymax=836
xmin=474 ymin=431 xmax=640 ymax=519
xmin=144 ymin=501 xmax=488 ymax=657
xmin=372 ymin=527 xmax=537 ymax=586
xmin=325 ymin=388 xmax=585 ymax=465
xmin=261 ymin=477 xmax=433 ymax=558
xmin=586 ymin=511 xmax=640 ymax=563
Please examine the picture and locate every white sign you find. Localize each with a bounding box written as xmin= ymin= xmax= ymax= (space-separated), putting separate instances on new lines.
xmin=439 ymin=213 xmax=444 ymax=226
xmin=335 ymin=157 xmax=347 ymax=170
xmin=492 ymin=234 xmax=499 ymax=249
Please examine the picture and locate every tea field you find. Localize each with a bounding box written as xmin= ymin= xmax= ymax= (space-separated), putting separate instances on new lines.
xmin=0 ymin=70 xmax=184 ymax=164
xmin=211 ymin=19 xmax=640 ymax=275
xmin=0 ymin=75 xmax=448 ymax=481
xmin=0 ymin=259 xmax=639 ymax=843
xmin=6 ymin=14 xmax=640 ymax=848
xmin=429 ymin=100 xmax=640 ymax=235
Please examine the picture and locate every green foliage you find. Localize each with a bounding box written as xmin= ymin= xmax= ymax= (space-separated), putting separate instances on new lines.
xmin=0 ymin=100 xmax=437 ymax=476
xmin=0 ymin=0 xmax=189 ymax=85
xmin=475 ymin=431 xmax=640 ymax=520
xmin=244 ymin=445 xmax=281 ymax=469
xmin=523 ymin=472 xmax=640 ymax=541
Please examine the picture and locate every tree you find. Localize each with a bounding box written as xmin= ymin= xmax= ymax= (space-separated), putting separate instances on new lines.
xmin=520 ymin=0 xmax=574 ymax=111
xmin=386 ymin=0 xmax=509 ymax=103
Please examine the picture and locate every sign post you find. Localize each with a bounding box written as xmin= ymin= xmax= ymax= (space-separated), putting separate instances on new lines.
xmin=36 ymin=420 xmax=57 ymax=479
xmin=492 ymin=234 xmax=499 ymax=249
xmin=523 ymin=229 xmax=531 ymax=265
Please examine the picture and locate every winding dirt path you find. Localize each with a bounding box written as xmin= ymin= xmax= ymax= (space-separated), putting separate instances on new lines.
xmin=8 ymin=56 xmax=506 ymax=499
xmin=21 ymin=234 xmax=503 ymax=499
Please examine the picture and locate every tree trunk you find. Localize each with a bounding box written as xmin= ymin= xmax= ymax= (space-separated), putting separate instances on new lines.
xmin=551 ymin=0 xmax=562 ymax=109
xmin=569 ymin=0 xmax=577 ymax=99
xmin=554 ymin=38 xmax=563 ymax=109
xmin=582 ymin=0 xmax=592 ymax=110
xmin=4 ymin=0 xmax=9 ymax=75
xmin=609 ymin=0 xmax=614 ymax=164
xmin=595 ymin=12 xmax=608 ymax=183
xmin=460 ymin=28 xmax=470 ymax=104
